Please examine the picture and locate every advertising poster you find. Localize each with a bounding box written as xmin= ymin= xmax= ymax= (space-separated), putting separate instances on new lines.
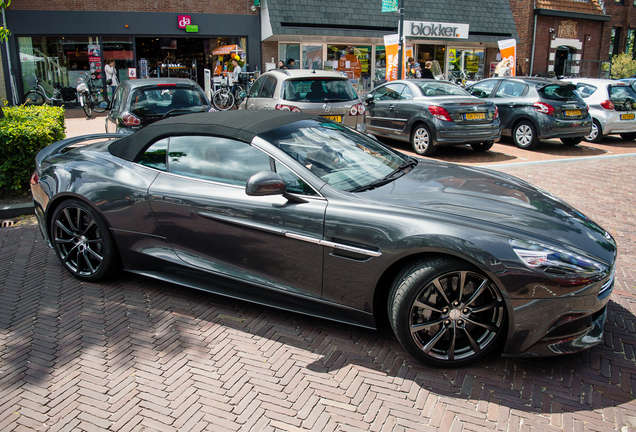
xmin=384 ymin=34 xmax=408 ymax=81
xmin=497 ymin=39 xmax=517 ymax=76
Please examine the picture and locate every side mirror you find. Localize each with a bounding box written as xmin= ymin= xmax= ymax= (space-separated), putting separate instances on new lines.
xmin=246 ymin=170 xmax=286 ymax=197
xmin=365 ymin=93 xmax=374 ymax=104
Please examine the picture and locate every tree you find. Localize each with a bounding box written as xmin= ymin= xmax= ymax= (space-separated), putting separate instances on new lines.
xmin=610 ymin=53 xmax=636 ymax=79
xmin=0 ymin=0 xmax=11 ymax=118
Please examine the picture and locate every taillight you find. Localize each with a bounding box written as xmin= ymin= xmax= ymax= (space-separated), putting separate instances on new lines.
xmin=30 ymin=172 xmax=39 ymax=185
xmin=121 ymin=111 xmax=141 ymax=126
xmin=349 ymin=103 xmax=365 ymax=116
xmin=494 ymin=106 xmax=499 ymax=119
xmin=533 ymin=101 xmax=555 ymax=116
xmin=428 ymin=105 xmax=452 ymax=122
xmin=275 ymin=104 xmax=301 ymax=112
xmin=600 ymin=100 xmax=615 ymax=110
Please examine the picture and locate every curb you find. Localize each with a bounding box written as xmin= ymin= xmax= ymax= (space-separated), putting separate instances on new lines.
xmin=0 ymin=202 xmax=35 ymax=220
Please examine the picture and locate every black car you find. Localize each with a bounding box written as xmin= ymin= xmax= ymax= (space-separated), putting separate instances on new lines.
xmin=365 ymin=79 xmax=501 ymax=156
xmin=105 ymin=78 xmax=214 ymax=134
xmin=466 ymin=77 xmax=591 ymax=149
xmin=31 ymin=111 xmax=616 ymax=367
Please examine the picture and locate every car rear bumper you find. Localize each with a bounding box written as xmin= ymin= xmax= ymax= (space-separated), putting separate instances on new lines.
xmin=538 ymin=118 xmax=592 ymax=139
xmin=436 ymin=123 xmax=501 ymax=145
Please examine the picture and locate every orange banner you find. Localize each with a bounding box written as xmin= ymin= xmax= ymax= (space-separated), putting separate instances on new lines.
xmin=497 ymin=39 xmax=517 ymax=77
xmin=384 ymin=35 xmax=411 ymax=81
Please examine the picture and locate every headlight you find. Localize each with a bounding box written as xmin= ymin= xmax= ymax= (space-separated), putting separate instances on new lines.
xmin=510 ymin=239 xmax=608 ymax=276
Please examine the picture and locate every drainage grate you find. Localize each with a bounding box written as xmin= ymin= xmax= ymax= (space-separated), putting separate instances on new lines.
xmin=1 ymin=220 xmax=16 ymax=228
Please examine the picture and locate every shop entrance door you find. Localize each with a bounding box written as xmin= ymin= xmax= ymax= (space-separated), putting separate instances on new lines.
xmin=135 ymin=37 xmax=204 ymax=86
xmin=554 ymin=47 xmax=572 ymax=77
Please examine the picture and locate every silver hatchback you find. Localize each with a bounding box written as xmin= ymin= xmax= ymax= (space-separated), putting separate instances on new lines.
xmin=566 ymin=78 xmax=636 ymax=142
xmin=239 ymin=70 xmax=365 ymax=131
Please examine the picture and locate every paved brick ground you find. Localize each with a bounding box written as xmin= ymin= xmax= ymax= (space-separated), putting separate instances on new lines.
xmin=1 ymin=149 xmax=635 ymax=430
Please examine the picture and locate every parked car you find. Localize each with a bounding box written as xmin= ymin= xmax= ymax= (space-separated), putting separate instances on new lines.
xmin=31 ymin=111 xmax=616 ymax=367
xmin=618 ymin=77 xmax=636 ymax=93
xmin=105 ymin=78 xmax=214 ymax=134
xmin=238 ymin=69 xmax=365 ymax=132
xmin=466 ymin=77 xmax=591 ymax=149
xmin=564 ymin=78 xmax=636 ymax=142
xmin=364 ymin=79 xmax=500 ymax=156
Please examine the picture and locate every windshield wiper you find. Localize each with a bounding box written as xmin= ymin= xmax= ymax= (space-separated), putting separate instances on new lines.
xmin=350 ymin=158 xmax=418 ymax=192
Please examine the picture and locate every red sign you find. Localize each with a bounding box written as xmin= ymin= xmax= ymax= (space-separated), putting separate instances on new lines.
xmin=178 ymin=15 xmax=191 ymax=29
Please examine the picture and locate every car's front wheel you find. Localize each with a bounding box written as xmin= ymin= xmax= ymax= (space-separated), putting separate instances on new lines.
xmin=560 ymin=137 xmax=582 ymax=146
xmin=512 ymin=121 xmax=538 ymax=149
xmin=584 ymin=120 xmax=603 ymax=143
xmin=470 ymin=141 xmax=494 ymax=152
xmin=388 ymin=257 xmax=506 ymax=367
xmin=411 ymin=124 xmax=436 ymax=156
xmin=50 ymin=199 xmax=120 ymax=281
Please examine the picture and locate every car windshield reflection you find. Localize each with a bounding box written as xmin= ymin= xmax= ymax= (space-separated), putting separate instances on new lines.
xmin=261 ymin=120 xmax=406 ymax=191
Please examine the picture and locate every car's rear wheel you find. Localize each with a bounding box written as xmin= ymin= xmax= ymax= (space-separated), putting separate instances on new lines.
xmin=620 ymin=132 xmax=636 ymax=141
xmin=50 ymin=199 xmax=119 ymax=281
xmin=512 ymin=121 xmax=538 ymax=149
xmin=388 ymin=257 xmax=506 ymax=367
xmin=584 ymin=120 xmax=603 ymax=143
xmin=411 ymin=124 xmax=436 ymax=156
xmin=470 ymin=141 xmax=494 ymax=152
xmin=560 ymin=137 xmax=582 ymax=146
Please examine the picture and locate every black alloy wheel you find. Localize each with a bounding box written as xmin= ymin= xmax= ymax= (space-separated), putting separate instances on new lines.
xmin=470 ymin=141 xmax=494 ymax=152
xmin=560 ymin=137 xmax=582 ymax=146
xmin=411 ymin=124 xmax=436 ymax=156
xmin=51 ymin=199 xmax=119 ymax=281
xmin=512 ymin=121 xmax=538 ymax=149
xmin=584 ymin=120 xmax=603 ymax=143
xmin=389 ymin=257 xmax=506 ymax=367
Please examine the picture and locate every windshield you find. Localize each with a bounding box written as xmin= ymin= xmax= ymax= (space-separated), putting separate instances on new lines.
xmin=415 ymin=81 xmax=469 ymax=97
xmin=129 ymin=86 xmax=210 ymax=117
xmin=261 ymin=120 xmax=406 ymax=191
xmin=282 ymin=79 xmax=358 ymax=102
xmin=609 ymin=85 xmax=636 ymax=101
xmin=539 ymin=84 xmax=580 ymax=100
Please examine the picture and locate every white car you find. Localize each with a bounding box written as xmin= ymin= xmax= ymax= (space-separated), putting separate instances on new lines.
xmin=566 ymin=78 xmax=636 ymax=142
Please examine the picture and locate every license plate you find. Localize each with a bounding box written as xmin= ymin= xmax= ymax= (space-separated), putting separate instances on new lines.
xmin=465 ymin=113 xmax=485 ymax=120
xmin=565 ymin=110 xmax=581 ymax=117
xmin=621 ymin=113 xmax=635 ymax=120
xmin=322 ymin=115 xmax=342 ymax=122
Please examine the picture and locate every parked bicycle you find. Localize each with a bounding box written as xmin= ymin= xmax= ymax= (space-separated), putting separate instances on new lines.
xmin=24 ymin=76 xmax=78 ymax=108
xmin=77 ymin=72 xmax=108 ymax=118
xmin=211 ymin=72 xmax=254 ymax=111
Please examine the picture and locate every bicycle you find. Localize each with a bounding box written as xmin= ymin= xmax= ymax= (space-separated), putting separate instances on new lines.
xmin=24 ymin=76 xmax=78 ymax=108
xmin=77 ymin=72 xmax=108 ymax=118
xmin=211 ymin=72 xmax=254 ymax=111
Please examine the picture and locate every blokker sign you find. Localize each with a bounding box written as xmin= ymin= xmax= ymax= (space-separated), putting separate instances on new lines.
xmin=405 ymin=21 xmax=469 ymax=39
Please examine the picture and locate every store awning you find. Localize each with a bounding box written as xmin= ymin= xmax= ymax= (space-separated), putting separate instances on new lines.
xmin=211 ymin=44 xmax=244 ymax=55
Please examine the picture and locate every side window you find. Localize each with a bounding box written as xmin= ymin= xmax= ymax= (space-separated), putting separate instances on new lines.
xmin=470 ymin=81 xmax=497 ymax=98
xmin=401 ymin=86 xmax=414 ymax=100
xmin=137 ymin=138 xmax=168 ymax=171
xmin=373 ymin=84 xmax=405 ymax=101
xmin=167 ymin=136 xmax=272 ymax=186
xmin=274 ymin=162 xmax=317 ymax=196
xmin=248 ymin=76 xmax=265 ymax=98
xmin=259 ymin=76 xmax=278 ymax=99
xmin=495 ymin=81 xmax=527 ymax=98
xmin=576 ymin=84 xmax=597 ymax=98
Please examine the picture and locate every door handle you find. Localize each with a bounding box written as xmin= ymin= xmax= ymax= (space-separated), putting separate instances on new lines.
xmin=162 ymin=197 xmax=183 ymax=204
xmin=388 ymin=105 xmax=395 ymax=110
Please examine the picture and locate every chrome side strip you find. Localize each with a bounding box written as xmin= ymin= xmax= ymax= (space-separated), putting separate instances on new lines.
xmin=285 ymin=232 xmax=382 ymax=257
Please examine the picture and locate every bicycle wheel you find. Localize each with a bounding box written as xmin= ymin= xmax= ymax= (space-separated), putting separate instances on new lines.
xmin=80 ymin=93 xmax=92 ymax=118
xmin=63 ymin=94 xmax=78 ymax=109
xmin=24 ymin=91 xmax=45 ymax=106
xmin=212 ymin=89 xmax=235 ymax=111
xmin=92 ymin=90 xmax=107 ymax=113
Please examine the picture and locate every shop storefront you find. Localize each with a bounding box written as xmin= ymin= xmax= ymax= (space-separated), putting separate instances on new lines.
xmin=2 ymin=10 xmax=260 ymax=104
xmin=261 ymin=0 xmax=518 ymax=93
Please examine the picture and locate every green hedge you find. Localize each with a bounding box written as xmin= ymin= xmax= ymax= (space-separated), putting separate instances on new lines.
xmin=0 ymin=105 xmax=65 ymax=193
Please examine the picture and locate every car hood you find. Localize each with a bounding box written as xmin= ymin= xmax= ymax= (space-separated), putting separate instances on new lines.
xmin=360 ymin=161 xmax=616 ymax=264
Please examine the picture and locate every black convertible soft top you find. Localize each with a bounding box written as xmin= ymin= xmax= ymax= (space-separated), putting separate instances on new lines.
xmin=108 ymin=110 xmax=319 ymax=161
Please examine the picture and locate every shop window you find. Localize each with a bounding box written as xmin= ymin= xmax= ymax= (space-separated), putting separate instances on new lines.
xmin=448 ymin=48 xmax=484 ymax=80
xmin=302 ymin=45 xmax=323 ymax=70
xmin=103 ymin=38 xmax=133 ymax=99
xmin=326 ymin=45 xmax=371 ymax=95
xmin=279 ymin=44 xmax=300 ymax=69
xmin=626 ymin=30 xmax=636 ymax=57
xmin=374 ymin=46 xmax=386 ymax=87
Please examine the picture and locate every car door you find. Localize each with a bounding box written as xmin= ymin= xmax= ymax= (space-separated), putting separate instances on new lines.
xmin=492 ymin=80 xmax=529 ymax=133
xmin=143 ymin=135 xmax=327 ymax=298
xmin=244 ymin=75 xmax=278 ymax=110
xmin=365 ymin=83 xmax=409 ymax=135
xmin=392 ymin=84 xmax=415 ymax=134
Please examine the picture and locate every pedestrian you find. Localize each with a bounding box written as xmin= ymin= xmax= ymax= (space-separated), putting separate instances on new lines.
xmin=407 ymin=57 xmax=421 ymax=79
xmin=278 ymin=60 xmax=286 ymax=69
xmin=285 ymin=58 xmax=296 ymax=69
xmin=104 ymin=59 xmax=118 ymax=98
xmin=230 ymin=58 xmax=242 ymax=96
xmin=421 ymin=61 xmax=435 ymax=79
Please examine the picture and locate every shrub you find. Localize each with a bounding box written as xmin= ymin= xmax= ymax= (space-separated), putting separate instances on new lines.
xmin=0 ymin=105 xmax=65 ymax=193
xmin=610 ymin=53 xmax=636 ymax=79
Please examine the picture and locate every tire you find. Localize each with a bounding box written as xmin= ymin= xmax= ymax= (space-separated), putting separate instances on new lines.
xmin=24 ymin=91 xmax=45 ymax=106
xmin=470 ymin=141 xmax=494 ymax=152
xmin=584 ymin=120 xmax=603 ymax=143
xmin=50 ymin=199 xmax=120 ymax=281
xmin=212 ymin=89 xmax=235 ymax=111
xmin=619 ymin=132 xmax=636 ymax=141
xmin=388 ymin=257 xmax=506 ymax=367
xmin=411 ymin=124 xmax=436 ymax=156
xmin=81 ymin=93 xmax=92 ymax=118
xmin=92 ymin=91 xmax=107 ymax=113
xmin=512 ymin=121 xmax=538 ymax=149
xmin=560 ymin=137 xmax=582 ymax=146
